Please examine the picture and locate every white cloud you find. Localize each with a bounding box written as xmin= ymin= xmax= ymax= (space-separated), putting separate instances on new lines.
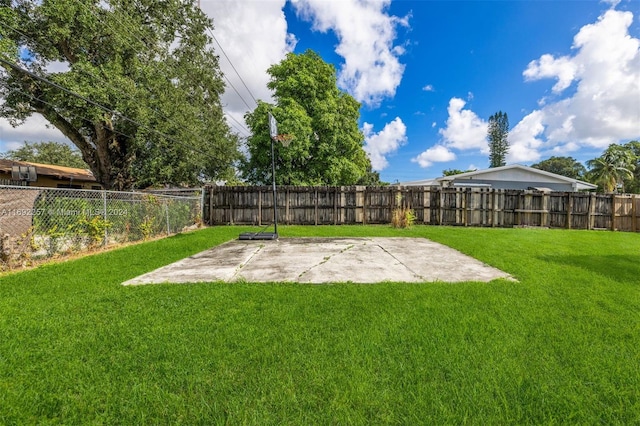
xmin=412 ymin=98 xmax=487 ymax=169
xmin=507 ymin=110 xmax=545 ymax=163
xmin=202 ymin=0 xmax=296 ymax=135
xmin=0 ymin=115 xmax=72 ymax=153
xmin=363 ymin=117 xmax=407 ymax=170
xmin=518 ymin=8 xmax=640 ymax=155
xmin=524 ymin=54 xmax=578 ymax=93
xmin=422 ymin=84 xmax=435 ymax=92
xmin=438 ymin=98 xmax=488 ymax=152
xmin=292 ymin=0 xmax=408 ymax=106
xmin=411 ymin=145 xmax=456 ymax=168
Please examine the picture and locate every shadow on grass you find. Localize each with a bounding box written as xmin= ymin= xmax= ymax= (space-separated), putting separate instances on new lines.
xmin=540 ymin=254 xmax=640 ymax=285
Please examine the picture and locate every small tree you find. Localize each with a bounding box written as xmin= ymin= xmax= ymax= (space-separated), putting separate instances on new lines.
xmin=531 ymin=156 xmax=587 ymax=180
xmin=622 ymin=141 xmax=640 ymax=193
xmin=442 ymin=168 xmax=476 ymax=176
xmin=487 ymin=111 xmax=509 ymax=168
xmin=587 ymin=144 xmax=636 ymax=193
xmin=2 ymin=141 xmax=87 ymax=169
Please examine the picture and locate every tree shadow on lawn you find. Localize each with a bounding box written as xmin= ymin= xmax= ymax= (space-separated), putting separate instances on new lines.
xmin=539 ymin=254 xmax=640 ymax=285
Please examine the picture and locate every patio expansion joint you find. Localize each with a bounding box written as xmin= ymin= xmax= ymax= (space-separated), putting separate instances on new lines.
xmin=296 ymin=242 xmax=359 ymax=281
xmin=374 ymin=242 xmax=424 ymax=281
xmin=230 ymin=243 xmax=266 ymax=281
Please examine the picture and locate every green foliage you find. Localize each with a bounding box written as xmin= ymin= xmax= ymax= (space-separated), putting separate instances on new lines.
xmin=0 ymin=5 xmax=18 ymax=58
xmin=621 ymin=141 xmax=640 ymax=193
xmin=1 ymin=141 xmax=88 ymax=168
xmin=586 ymin=143 xmax=636 ymax=193
xmin=0 ymin=0 xmax=239 ymax=189
xmin=139 ymin=215 xmax=154 ymax=240
xmin=75 ymin=216 xmax=111 ymax=247
xmin=442 ymin=168 xmax=476 ymax=176
xmin=241 ymin=50 xmax=372 ymax=185
xmin=357 ymin=166 xmax=386 ymax=185
xmin=530 ymin=156 xmax=587 ymax=180
xmin=487 ymin=111 xmax=509 ymax=168
xmin=391 ymin=192 xmax=415 ymax=228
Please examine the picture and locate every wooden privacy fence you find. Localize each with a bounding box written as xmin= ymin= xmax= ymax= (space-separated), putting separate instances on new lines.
xmin=203 ymin=186 xmax=640 ymax=232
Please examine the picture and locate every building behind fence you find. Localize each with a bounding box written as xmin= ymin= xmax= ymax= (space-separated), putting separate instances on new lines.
xmin=204 ymin=185 xmax=640 ymax=232
xmin=0 ymin=185 xmax=202 ymax=269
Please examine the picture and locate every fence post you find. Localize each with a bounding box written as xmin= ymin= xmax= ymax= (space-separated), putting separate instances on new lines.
xmin=567 ymin=192 xmax=573 ymax=229
xmin=165 ymin=199 xmax=170 ymax=235
xmin=355 ymin=186 xmax=365 ymax=224
xmin=611 ymin=194 xmax=617 ymax=231
xmin=491 ymin=189 xmax=496 ymax=227
xmin=200 ymin=188 xmax=205 ymax=225
xmin=102 ymin=190 xmax=108 ymax=246
xmin=209 ymin=186 xmax=216 ymax=226
xmin=542 ymin=192 xmax=550 ymax=227
xmin=314 ymin=188 xmax=318 ymax=225
xmin=438 ymin=188 xmax=444 ymax=225
xmin=633 ymin=194 xmax=637 ymax=233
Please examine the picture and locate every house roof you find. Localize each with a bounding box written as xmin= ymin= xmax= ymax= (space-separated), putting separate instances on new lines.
xmin=397 ymin=178 xmax=439 ymax=186
xmin=436 ymin=164 xmax=597 ymax=190
xmin=0 ymin=158 xmax=96 ymax=182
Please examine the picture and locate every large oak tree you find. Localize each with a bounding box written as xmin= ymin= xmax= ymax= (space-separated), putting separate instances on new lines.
xmin=0 ymin=0 xmax=239 ymax=189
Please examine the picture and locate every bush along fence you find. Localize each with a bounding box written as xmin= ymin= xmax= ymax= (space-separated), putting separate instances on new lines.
xmin=0 ymin=185 xmax=202 ymax=270
xmin=203 ymin=185 xmax=640 ymax=232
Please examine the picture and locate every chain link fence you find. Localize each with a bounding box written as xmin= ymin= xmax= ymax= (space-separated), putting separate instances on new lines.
xmin=0 ymin=185 xmax=202 ymax=270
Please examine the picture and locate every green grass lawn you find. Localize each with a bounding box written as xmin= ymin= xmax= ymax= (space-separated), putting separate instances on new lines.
xmin=1 ymin=225 xmax=638 ymax=424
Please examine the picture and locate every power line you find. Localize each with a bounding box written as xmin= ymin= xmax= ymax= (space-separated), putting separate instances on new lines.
xmin=19 ymin=91 xmax=138 ymax=143
xmin=67 ymin=0 xmax=255 ymax=139
xmin=3 ymin=15 xmax=249 ymax=154
xmin=224 ymin=111 xmax=251 ymax=136
xmin=0 ymin=55 xmax=216 ymax=161
xmin=205 ymin=29 xmax=260 ymax=108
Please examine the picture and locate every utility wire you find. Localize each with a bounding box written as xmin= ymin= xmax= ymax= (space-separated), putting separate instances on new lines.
xmin=0 ymin=55 xmax=216 ymax=161
xmin=208 ymin=29 xmax=260 ymax=108
xmin=224 ymin=111 xmax=251 ymax=136
xmin=3 ymin=19 xmax=251 ymax=154
xmin=64 ymin=2 xmax=251 ymax=137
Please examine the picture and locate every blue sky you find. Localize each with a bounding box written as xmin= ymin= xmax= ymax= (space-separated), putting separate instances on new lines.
xmin=275 ymin=0 xmax=640 ymax=183
xmin=2 ymin=0 xmax=639 ymax=184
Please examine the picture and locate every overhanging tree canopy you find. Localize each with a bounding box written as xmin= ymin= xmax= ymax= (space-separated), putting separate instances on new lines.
xmin=0 ymin=0 xmax=239 ymax=190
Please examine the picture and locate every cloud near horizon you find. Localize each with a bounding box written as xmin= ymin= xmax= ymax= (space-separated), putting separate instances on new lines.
xmin=363 ymin=117 xmax=407 ymax=170
xmin=412 ymin=97 xmax=487 ymax=169
xmin=512 ymin=8 xmax=640 ymax=161
xmin=413 ymin=7 xmax=640 ymax=169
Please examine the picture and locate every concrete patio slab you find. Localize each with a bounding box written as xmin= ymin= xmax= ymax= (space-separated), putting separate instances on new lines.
xmin=122 ymin=237 xmax=513 ymax=285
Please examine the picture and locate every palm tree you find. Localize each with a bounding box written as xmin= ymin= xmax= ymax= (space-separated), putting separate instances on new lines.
xmin=587 ymin=144 xmax=636 ymax=193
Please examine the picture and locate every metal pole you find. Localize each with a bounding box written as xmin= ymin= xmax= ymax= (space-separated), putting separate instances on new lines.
xmin=271 ymin=136 xmax=278 ymax=236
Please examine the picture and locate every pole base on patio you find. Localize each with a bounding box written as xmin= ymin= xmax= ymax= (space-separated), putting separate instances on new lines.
xmin=238 ymin=232 xmax=279 ymax=241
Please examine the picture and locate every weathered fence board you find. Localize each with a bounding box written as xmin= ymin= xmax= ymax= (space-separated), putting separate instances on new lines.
xmin=203 ymin=186 xmax=640 ymax=232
